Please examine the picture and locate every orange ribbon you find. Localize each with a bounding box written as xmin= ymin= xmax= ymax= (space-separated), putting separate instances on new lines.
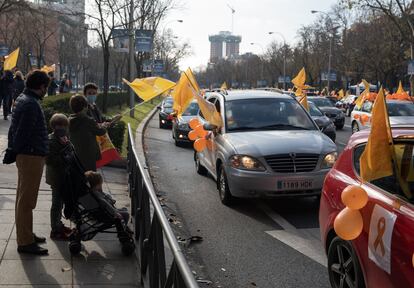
xmin=373 ymin=217 xmax=386 ymax=257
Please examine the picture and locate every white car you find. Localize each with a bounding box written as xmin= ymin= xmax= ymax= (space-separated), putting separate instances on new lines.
xmin=351 ymin=100 xmax=414 ymax=133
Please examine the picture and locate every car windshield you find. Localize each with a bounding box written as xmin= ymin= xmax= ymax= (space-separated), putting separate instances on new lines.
xmin=225 ymin=98 xmax=316 ymax=132
xmin=310 ymin=98 xmax=335 ymax=107
xmin=309 ymin=103 xmax=324 ymax=117
xmin=387 ymin=102 xmax=414 ymax=117
xmin=182 ymin=102 xmax=199 ymax=116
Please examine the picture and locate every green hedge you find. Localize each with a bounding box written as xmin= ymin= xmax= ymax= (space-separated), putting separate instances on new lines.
xmin=41 ymin=92 xmax=132 ymax=153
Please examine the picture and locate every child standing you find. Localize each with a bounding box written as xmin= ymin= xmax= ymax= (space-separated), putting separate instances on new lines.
xmin=46 ymin=113 xmax=74 ymax=240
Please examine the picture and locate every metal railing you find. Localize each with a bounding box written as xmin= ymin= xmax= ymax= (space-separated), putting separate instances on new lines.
xmin=127 ymin=124 xmax=199 ymax=288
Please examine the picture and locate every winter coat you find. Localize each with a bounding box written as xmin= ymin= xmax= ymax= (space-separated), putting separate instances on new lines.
xmin=13 ymin=77 xmax=25 ymax=100
xmin=1 ymin=71 xmax=14 ymax=100
xmin=87 ymin=103 xmax=108 ymax=123
xmin=7 ymin=89 xmax=48 ymax=156
xmin=69 ymin=112 xmax=106 ymax=171
xmin=48 ymin=78 xmax=58 ymax=96
xmin=45 ymin=133 xmax=70 ymax=187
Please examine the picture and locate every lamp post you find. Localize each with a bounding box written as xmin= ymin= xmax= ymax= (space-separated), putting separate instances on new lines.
xmin=311 ymin=10 xmax=337 ymax=94
xmin=250 ymin=42 xmax=265 ymax=86
xmin=268 ymin=31 xmax=287 ymax=90
xmin=128 ymin=0 xmax=135 ymax=117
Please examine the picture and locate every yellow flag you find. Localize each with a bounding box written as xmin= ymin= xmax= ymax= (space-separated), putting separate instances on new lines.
xmin=220 ymin=82 xmax=228 ymax=90
xmin=396 ymin=81 xmax=404 ymax=94
xmin=338 ymin=89 xmax=344 ymax=100
xmin=183 ymin=69 xmax=223 ymax=127
xmin=354 ymin=79 xmax=370 ymax=109
xmin=360 ymin=87 xmax=393 ymax=182
xmin=292 ymin=67 xmax=306 ymax=88
xmin=4 ymin=48 xmax=19 ymax=71
xmin=123 ymin=77 xmax=175 ymax=102
xmin=41 ymin=64 xmax=55 ymax=74
xmin=299 ymin=95 xmax=309 ymax=111
xmin=172 ymin=72 xmax=195 ymax=116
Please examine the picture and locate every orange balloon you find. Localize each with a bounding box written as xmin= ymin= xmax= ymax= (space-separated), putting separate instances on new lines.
xmin=353 ymin=114 xmax=359 ymax=120
xmin=341 ymin=185 xmax=368 ymax=210
xmin=195 ymin=124 xmax=208 ymax=138
xmin=189 ymin=118 xmax=201 ymax=130
xmin=412 ymin=253 xmax=414 ymax=268
xmin=188 ymin=130 xmax=198 ymax=141
xmin=193 ymin=138 xmax=207 ymax=152
xmin=334 ymin=208 xmax=363 ymax=241
xmin=206 ymin=139 xmax=213 ymax=151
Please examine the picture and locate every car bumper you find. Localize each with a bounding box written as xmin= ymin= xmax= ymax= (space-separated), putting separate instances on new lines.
xmin=332 ymin=117 xmax=344 ymax=126
xmin=175 ymin=128 xmax=191 ymax=142
xmin=160 ymin=118 xmax=172 ymax=126
xmin=226 ymin=166 xmax=329 ymax=198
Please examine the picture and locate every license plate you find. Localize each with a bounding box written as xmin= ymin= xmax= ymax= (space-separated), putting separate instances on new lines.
xmin=277 ymin=180 xmax=313 ymax=191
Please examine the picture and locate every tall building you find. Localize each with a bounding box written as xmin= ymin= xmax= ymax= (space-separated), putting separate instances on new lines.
xmin=209 ymin=31 xmax=241 ymax=63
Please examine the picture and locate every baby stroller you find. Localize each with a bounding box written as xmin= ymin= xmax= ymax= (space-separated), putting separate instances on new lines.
xmin=59 ymin=144 xmax=136 ymax=256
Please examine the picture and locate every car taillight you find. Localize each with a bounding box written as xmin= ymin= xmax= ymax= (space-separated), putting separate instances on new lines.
xmin=167 ymin=115 xmax=173 ymax=120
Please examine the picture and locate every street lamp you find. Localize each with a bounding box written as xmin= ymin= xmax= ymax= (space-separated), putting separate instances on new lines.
xmin=311 ymin=10 xmax=337 ymax=93
xmin=268 ymin=31 xmax=287 ymax=90
xmin=250 ymin=42 xmax=265 ymax=85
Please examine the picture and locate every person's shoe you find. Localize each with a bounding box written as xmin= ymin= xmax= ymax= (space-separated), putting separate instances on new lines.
xmin=50 ymin=230 xmax=71 ymax=241
xmin=33 ymin=233 xmax=46 ymax=243
xmin=3 ymin=116 xmax=7 ymax=120
xmin=17 ymin=243 xmax=48 ymax=255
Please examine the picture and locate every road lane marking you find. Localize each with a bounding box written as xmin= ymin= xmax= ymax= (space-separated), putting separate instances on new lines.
xmin=258 ymin=202 xmax=327 ymax=267
xmin=344 ymin=124 xmax=351 ymax=129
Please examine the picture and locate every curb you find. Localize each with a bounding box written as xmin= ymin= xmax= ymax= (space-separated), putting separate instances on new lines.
xmin=135 ymin=104 xmax=160 ymax=165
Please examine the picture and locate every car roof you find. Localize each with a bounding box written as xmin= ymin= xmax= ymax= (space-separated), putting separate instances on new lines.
xmin=348 ymin=127 xmax=414 ymax=147
xmin=206 ymin=89 xmax=293 ymax=101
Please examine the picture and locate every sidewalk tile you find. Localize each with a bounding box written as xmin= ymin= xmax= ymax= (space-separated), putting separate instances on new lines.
xmin=78 ymin=240 xmax=128 ymax=260
xmin=0 ymin=259 xmax=72 ymax=285
xmin=0 ymin=195 xmax=15 ymax=210
xmin=3 ymin=239 xmax=71 ymax=261
xmin=73 ymin=258 xmax=139 ymax=285
xmin=0 ymin=239 xmax=7 ymax=258
xmin=0 ymin=211 xmax=14 ymax=224
xmin=0 ymin=224 xmax=13 ymax=240
xmin=10 ymin=224 xmax=50 ymax=240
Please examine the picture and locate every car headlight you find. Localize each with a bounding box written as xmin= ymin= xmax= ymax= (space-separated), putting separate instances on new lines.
xmin=321 ymin=152 xmax=337 ymax=169
xmin=178 ymin=123 xmax=188 ymax=130
xmin=229 ymin=155 xmax=266 ymax=171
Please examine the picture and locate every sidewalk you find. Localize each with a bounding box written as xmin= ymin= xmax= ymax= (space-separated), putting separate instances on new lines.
xmin=0 ymin=111 xmax=140 ymax=287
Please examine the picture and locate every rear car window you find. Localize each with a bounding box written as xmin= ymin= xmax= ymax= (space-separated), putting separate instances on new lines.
xmin=353 ymin=142 xmax=414 ymax=202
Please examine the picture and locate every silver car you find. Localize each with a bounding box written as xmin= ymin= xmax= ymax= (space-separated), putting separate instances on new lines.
xmin=194 ymin=90 xmax=337 ymax=205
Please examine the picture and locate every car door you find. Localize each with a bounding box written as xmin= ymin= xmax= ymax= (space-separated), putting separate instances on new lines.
xmin=353 ymin=143 xmax=414 ymax=288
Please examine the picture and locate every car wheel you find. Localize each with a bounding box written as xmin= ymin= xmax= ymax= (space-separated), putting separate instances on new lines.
xmin=327 ymin=236 xmax=365 ymax=288
xmin=217 ymin=164 xmax=234 ymax=206
xmin=194 ymin=152 xmax=208 ymax=175
xmin=351 ymin=122 xmax=359 ymax=134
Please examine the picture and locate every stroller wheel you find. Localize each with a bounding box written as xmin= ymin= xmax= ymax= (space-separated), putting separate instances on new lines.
xmin=121 ymin=240 xmax=135 ymax=256
xmin=69 ymin=240 xmax=82 ymax=255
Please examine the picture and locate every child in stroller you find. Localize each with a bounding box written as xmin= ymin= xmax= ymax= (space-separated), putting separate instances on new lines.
xmin=59 ymin=143 xmax=135 ymax=256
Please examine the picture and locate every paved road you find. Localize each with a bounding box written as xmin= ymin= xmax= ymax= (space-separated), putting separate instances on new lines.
xmin=144 ymin=115 xmax=353 ymax=288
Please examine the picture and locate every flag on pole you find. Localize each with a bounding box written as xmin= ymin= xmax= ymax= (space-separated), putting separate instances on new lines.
xmin=338 ymin=89 xmax=344 ymax=100
xmin=123 ymin=77 xmax=175 ymax=102
xmin=292 ymin=67 xmax=306 ymax=88
xmin=96 ymin=133 xmax=121 ymax=168
xmin=220 ymin=82 xmax=228 ymax=90
xmin=354 ymin=79 xmax=370 ymax=109
xmin=360 ymin=87 xmax=393 ymax=182
xmin=183 ymin=69 xmax=223 ymax=127
xmin=299 ymin=95 xmax=309 ymax=111
xmin=396 ymin=81 xmax=404 ymax=94
xmin=172 ymin=70 xmax=196 ymax=116
xmin=4 ymin=48 xmax=19 ymax=71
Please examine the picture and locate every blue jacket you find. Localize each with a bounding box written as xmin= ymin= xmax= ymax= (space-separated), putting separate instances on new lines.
xmin=8 ymin=89 xmax=48 ymax=156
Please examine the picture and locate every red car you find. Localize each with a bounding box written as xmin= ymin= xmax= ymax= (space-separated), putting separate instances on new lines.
xmin=320 ymin=127 xmax=414 ymax=288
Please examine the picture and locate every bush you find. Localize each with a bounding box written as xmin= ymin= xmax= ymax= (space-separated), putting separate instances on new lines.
xmin=108 ymin=120 xmax=126 ymax=152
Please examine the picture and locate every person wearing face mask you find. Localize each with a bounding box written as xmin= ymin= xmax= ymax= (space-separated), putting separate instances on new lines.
xmin=68 ymin=94 xmax=107 ymax=172
xmin=84 ymin=82 xmax=121 ymax=124
xmin=45 ymin=114 xmax=74 ymax=240
xmin=6 ymin=70 xmax=50 ymax=255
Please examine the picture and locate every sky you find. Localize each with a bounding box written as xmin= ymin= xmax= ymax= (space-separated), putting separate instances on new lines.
xmin=165 ymin=0 xmax=338 ymax=71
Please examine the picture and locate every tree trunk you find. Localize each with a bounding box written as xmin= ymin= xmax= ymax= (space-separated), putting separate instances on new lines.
xmin=103 ymin=45 xmax=110 ymax=113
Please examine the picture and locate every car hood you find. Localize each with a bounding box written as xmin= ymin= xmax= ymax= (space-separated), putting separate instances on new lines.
xmin=312 ymin=116 xmax=332 ymax=128
xmin=318 ymin=107 xmax=341 ymax=115
xmin=390 ymin=116 xmax=414 ymax=125
xmin=223 ymin=130 xmax=336 ymax=157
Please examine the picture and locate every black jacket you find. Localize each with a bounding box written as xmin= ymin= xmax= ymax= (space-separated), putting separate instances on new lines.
xmin=13 ymin=78 xmax=25 ymax=100
xmin=87 ymin=104 xmax=107 ymax=123
xmin=7 ymin=89 xmax=48 ymax=156
xmin=1 ymin=71 xmax=14 ymax=98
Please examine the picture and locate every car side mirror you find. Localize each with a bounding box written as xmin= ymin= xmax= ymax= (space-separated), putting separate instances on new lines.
xmin=203 ymin=123 xmax=218 ymax=131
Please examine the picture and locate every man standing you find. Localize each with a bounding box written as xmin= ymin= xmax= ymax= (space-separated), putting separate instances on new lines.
xmin=8 ymin=70 xmax=50 ymax=255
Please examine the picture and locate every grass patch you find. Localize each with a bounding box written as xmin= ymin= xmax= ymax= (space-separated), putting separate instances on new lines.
xmin=120 ymin=97 xmax=162 ymax=157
